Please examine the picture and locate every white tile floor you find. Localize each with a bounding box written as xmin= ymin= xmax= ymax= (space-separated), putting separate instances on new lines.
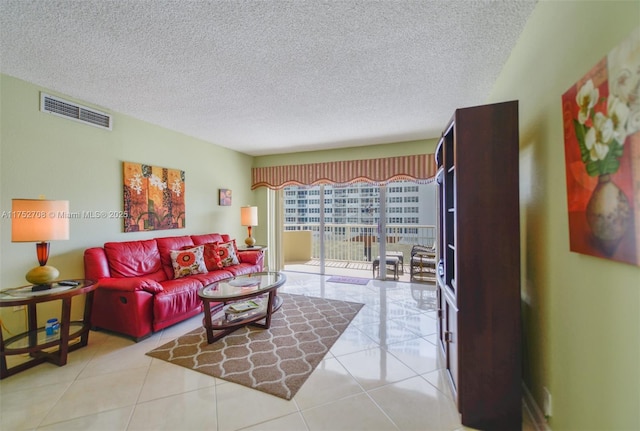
xmin=0 ymin=272 xmax=534 ymax=430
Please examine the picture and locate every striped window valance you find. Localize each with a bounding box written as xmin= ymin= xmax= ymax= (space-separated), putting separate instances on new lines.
xmin=251 ymin=154 xmax=436 ymax=190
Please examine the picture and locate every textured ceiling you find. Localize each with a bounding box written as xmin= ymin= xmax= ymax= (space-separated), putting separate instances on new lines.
xmin=0 ymin=0 xmax=537 ymax=156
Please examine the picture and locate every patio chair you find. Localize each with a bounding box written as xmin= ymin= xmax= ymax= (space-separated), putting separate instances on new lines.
xmin=410 ymin=244 xmax=436 ymax=282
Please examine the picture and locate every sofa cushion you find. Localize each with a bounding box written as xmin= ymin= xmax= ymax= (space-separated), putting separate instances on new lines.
xmin=84 ymin=247 xmax=111 ymax=280
xmin=191 ymin=233 xmax=224 ymax=246
xmin=200 ymin=242 xmax=223 ymax=271
xmin=154 ymin=277 xmax=204 ymax=326
xmin=96 ymin=276 xmax=164 ymax=293
xmin=170 ymin=245 xmax=208 ymax=279
xmin=156 ymin=235 xmax=195 ymax=279
xmin=230 ymin=239 xmax=243 ymax=263
xmin=236 ymin=249 xmax=262 ymax=266
xmin=104 ymin=239 xmax=165 ymax=280
xmin=217 ymin=240 xmax=240 ymax=267
xmin=226 ymin=262 xmax=263 ymax=276
xmin=183 ymin=242 xmax=221 ymax=271
xmin=192 ymin=268 xmax=235 ymax=285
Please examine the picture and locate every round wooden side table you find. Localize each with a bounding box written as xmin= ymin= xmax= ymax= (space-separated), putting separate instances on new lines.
xmin=0 ymin=279 xmax=97 ymax=379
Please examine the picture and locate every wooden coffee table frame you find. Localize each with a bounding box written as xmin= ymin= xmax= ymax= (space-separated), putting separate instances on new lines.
xmin=198 ymin=272 xmax=286 ymax=344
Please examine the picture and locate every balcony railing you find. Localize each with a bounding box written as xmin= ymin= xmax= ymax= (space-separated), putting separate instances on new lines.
xmin=283 ymin=223 xmax=436 ymax=264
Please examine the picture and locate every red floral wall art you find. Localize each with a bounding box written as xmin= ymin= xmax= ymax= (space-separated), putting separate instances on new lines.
xmin=123 ymin=161 xmax=186 ymax=232
xmin=562 ymin=27 xmax=640 ymax=266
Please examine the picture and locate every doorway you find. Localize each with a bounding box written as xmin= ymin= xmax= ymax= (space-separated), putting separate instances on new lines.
xmin=281 ymin=181 xmax=436 ymax=279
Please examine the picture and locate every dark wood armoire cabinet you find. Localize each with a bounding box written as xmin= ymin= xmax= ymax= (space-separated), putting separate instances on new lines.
xmin=435 ymin=100 xmax=522 ymax=430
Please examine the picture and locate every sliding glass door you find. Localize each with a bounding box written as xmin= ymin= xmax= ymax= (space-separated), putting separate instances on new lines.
xmin=281 ymin=181 xmax=436 ymax=279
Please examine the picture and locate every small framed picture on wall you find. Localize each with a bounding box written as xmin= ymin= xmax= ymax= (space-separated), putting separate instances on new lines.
xmin=219 ymin=189 xmax=232 ymax=206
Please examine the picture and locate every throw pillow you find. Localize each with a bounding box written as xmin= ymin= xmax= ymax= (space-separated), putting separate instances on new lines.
xmin=217 ymin=240 xmax=240 ymax=267
xmin=170 ymin=245 xmax=207 ymax=279
xmin=230 ymin=238 xmax=242 ymax=263
xmin=202 ymin=242 xmax=223 ymax=271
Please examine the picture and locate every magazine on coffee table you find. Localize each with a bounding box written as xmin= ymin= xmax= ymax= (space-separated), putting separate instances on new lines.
xmin=227 ymin=300 xmax=260 ymax=313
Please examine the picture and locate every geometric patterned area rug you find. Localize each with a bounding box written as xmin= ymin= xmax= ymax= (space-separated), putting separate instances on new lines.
xmin=326 ymin=275 xmax=370 ymax=285
xmin=146 ymin=293 xmax=364 ymax=400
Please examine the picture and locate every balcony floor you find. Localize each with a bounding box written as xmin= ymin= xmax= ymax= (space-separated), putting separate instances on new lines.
xmin=285 ymin=259 xmax=432 ymax=284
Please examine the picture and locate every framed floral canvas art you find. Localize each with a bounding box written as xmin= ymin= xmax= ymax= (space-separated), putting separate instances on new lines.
xmin=219 ymin=189 xmax=232 ymax=206
xmin=123 ymin=162 xmax=186 ymax=232
xmin=562 ymin=27 xmax=640 ymax=266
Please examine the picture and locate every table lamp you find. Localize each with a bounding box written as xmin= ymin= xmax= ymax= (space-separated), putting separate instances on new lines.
xmin=11 ymin=198 xmax=69 ymax=289
xmin=240 ymin=206 xmax=258 ymax=247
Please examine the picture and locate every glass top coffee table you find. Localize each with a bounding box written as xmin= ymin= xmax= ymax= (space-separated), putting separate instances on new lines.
xmin=198 ymin=271 xmax=286 ymax=344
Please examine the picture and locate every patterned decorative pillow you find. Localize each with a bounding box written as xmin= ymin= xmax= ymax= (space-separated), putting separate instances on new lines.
xmin=230 ymin=239 xmax=242 ymax=263
xmin=202 ymin=242 xmax=223 ymax=271
xmin=217 ymin=240 xmax=240 ymax=267
xmin=170 ymin=245 xmax=207 ymax=279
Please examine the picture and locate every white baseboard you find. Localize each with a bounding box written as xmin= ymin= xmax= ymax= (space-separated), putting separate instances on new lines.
xmin=523 ymin=382 xmax=551 ymax=431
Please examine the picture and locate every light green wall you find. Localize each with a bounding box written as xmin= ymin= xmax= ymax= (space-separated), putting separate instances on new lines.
xmin=254 ymin=138 xmax=438 ymax=167
xmin=489 ymin=1 xmax=640 ymax=429
xmin=0 ymin=75 xmax=255 ymax=331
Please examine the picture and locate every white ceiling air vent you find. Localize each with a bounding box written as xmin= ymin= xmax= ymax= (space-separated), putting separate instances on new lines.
xmin=40 ymin=93 xmax=112 ymax=130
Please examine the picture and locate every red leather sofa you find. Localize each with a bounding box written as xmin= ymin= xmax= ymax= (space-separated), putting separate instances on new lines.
xmin=84 ymin=233 xmax=263 ymax=341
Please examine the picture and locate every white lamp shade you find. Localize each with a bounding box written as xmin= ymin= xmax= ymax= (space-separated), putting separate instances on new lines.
xmin=240 ymin=206 xmax=258 ymax=227
xmin=11 ymin=199 xmax=70 ymax=242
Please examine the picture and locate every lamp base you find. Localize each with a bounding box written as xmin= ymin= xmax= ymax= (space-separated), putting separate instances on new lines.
xmin=245 ymin=236 xmax=256 ymax=247
xmin=26 ymin=265 xmax=59 ymax=286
